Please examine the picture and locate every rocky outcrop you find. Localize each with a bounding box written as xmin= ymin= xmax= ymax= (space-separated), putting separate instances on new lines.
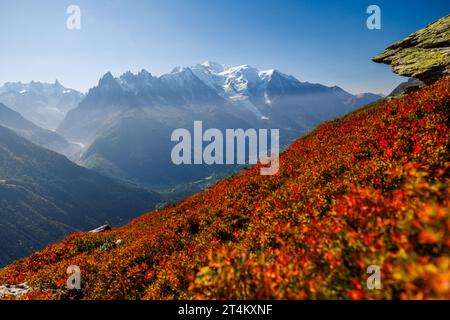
xmin=89 ymin=225 xmax=112 ymax=233
xmin=373 ymin=15 xmax=450 ymax=83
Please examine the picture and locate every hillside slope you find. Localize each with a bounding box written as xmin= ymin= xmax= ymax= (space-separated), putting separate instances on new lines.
xmin=0 ymin=103 xmax=80 ymax=157
xmin=0 ymin=81 xmax=84 ymax=131
xmin=1 ymin=76 xmax=448 ymax=299
xmin=0 ymin=126 xmax=161 ymax=267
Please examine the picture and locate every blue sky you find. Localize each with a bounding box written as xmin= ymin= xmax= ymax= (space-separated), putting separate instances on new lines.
xmin=0 ymin=0 xmax=448 ymax=94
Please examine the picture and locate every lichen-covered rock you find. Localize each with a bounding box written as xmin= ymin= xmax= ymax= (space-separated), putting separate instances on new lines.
xmin=373 ymin=15 xmax=450 ymax=83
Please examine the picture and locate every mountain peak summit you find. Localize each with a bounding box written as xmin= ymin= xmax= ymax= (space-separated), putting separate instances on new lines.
xmin=98 ymin=72 xmax=118 ymax=87
xmin=200 ymin=61 xmax=226 ymax=73
xmin=54 ymin=79 xmax=64 ymax=90
xmin=138 ymin=69 xmax=152 ymax=77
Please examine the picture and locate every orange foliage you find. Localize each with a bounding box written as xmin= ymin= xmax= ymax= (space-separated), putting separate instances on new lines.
xmin=0 ymin=77 xmax=449 ymax=300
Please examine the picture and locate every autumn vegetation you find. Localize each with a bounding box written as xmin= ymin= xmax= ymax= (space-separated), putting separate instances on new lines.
xmin=0 ymin=76 xmax=449 ymax=300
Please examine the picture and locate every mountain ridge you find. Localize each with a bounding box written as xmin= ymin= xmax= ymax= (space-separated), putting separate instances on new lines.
xmin=57 ymin=63 xmax=382 ymax=190
xmin=0 ymin=81 xmax=84 ymax=131
xmin=1 ymin=13 xmax=449 ymax=299
xmin=0 ymin=125 xmax=161 ymax=267
xmin=0 ymin=102 xmax=80 ymax=157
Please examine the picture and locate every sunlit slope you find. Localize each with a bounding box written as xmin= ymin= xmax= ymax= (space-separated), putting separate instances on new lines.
xmin=1 ymin=76 xmax=448 ymax=300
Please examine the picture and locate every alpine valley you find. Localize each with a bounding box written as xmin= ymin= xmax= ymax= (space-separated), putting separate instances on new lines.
xmin=58 ymin=62 xmax=383 ymax=193
xmin=0 ymin=63 xmax=383 ymax=266
xmin=0 ymin=12 xmax=449 ymax=300
xmin=0 ymin=16 xmax=450 ymax=300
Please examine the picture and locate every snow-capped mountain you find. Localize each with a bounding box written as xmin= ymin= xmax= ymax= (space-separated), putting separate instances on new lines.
xmin=191 ymin=61 xmax=382 ymax=122
xmin=0 ymin=81 xmax=84 ymax=130
xmin=190 ymin=62 xmax=270 ymax=118
xmin=57 ymin=62 xmax=383 ymax=190
xmin=58 ymin=67 xmax=233 ymax=143
xmin=60 ymin=61 xmax=382 ymax=142
xmin=191 ymin=62 xmax=285 ymax=98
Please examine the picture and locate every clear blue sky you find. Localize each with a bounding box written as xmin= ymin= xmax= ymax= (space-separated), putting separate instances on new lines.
xmin=0 ymin=0 xmax=448 ymax=94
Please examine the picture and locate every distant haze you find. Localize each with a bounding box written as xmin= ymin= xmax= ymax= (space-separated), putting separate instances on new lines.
xmin=0 ymin=0 xmax=448 ymax=95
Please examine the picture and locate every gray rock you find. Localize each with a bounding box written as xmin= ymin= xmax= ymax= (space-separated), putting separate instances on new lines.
xmin=89 ymin=225 xmax=112 ymax=233
xmin=0 ymin=283 xmax=31 ymax=298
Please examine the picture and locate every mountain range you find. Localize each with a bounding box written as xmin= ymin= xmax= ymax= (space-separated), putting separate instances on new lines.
xmin=0 ymin=13 xmax=449 ymax=300
xmin=2 ymin=67 xmax=447 ymax=300
xmin=58 ymin=62 xmax=383 ymax=190
xmin=0 ymin=81 xmax=84 ymax=131
xmin=0 ymin=63 xmax=386 ymax=265
xmin=0 ymin=63 xmax=384 ymax=263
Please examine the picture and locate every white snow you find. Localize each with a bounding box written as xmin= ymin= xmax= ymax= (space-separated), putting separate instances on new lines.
xmin=103 ymin=62 xmax=299 ymax=119
xmin=200 ymin=61 xmax=227 ymax=73
xmin=195 ymin=62 xmax=277 ymax=121
xmin=190 ymin=62 xmax=292 ymax=117
xmin=72 ymin=141 xmax=86 ymax=149
xmin=264 ymin=92 xmax=272 ymax=105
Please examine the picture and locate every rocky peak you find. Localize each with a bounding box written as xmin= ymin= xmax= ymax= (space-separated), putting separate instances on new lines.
xmin=54 ymin=79 xmax=64 ymax=90
xmin=373 ymin=15 xmax=450 ymax=84
xmin=98 ymin=72 xmax=116 ymax=85
xmin=96 ymin=72 xmax=124 ymax=94
xmin=137 ymin=69 xmax=152 ymax=79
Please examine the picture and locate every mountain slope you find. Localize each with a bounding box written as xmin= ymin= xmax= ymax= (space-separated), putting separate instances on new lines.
xmin=0 ymin=125 xmax=161 ymax=267
xmin=0 ymin=103 xmax=80 ymax=157
xmin=1 ymin=76 xmax=448 ymax=299
xmin=79 ymin=107 xmax=243 ymax=188
xmin=0 ymin=81 xmax=84 ymax=131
